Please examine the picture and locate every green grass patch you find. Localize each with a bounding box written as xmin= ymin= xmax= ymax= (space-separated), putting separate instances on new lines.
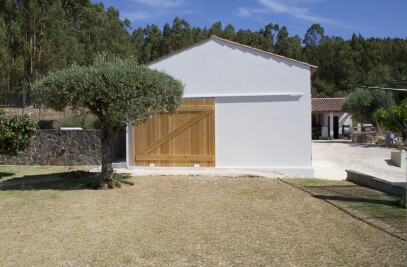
xmin=349 ymin=194 xmax=406 ymax=218
xmin=288 ymin=178 xmax=330 ymax=187
xmin=284 ymin=178 xmax=406 ymax=236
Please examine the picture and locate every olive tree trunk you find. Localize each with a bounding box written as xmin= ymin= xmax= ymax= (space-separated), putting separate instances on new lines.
xmin=100 ymin=122 xmax=120 ymax=188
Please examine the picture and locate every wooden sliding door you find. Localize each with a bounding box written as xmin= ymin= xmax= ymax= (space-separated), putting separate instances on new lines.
xmin=132 ymin=98 xmax=215 ymax=167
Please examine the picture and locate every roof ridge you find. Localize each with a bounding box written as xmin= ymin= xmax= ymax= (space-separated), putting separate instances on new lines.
xmin=145 ymin=35 xmax=318 ymax=73
xmin=144 ymin=37 xmax=212 ymax=66
xmin=312 ymin=97 xmax=347 ymax=99
xmin=211 ymin=35 xmax=317 ymax=71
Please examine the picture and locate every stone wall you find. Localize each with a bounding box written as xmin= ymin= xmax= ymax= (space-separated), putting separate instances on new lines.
xmin=0 ymin=130 xmax=101 ymax=165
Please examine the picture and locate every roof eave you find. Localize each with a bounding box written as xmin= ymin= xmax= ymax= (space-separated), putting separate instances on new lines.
xmin=145 ymin=35 xmax=319 ymax=72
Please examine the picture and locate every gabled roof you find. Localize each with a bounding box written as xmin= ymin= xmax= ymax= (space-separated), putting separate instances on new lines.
xmin=145 ymin=35 xmax=318 ymax=74
xmin=312 ymin=98 xmax=346 ymax=112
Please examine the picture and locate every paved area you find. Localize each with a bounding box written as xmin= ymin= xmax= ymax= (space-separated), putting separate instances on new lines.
xmin=312 ymin=140 xmax=406 ymax=183
xmin=109 ymin=141 xmax=406 ymax=183
xmin=104 ymin=165 xmax=285 ymax=179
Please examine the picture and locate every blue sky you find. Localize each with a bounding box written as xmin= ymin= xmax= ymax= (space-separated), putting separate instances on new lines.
xmin=93 ymin=0 xmax=407 ymax=40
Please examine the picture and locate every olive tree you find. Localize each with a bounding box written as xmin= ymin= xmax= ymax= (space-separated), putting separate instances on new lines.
xmin=33 ymin=56 xmax=184 ymax=188
xmin=343 ymin=88 xmax=395 ymax=124
xmin=375 ymin=99 xmax=407 ymax=141
xmin=0 ymin=110 xmax=37 ymax=155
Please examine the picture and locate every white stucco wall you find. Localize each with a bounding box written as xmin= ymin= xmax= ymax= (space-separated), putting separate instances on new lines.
xmin=148 ymin=38 xmax=310 ymax=98
xmin=322 ymin=112 xmax=352 ymax=138
xmin=215 ymin=96 xmax=312 ymax=177
xmin=128 ymin=37 xmax=314 ymax=177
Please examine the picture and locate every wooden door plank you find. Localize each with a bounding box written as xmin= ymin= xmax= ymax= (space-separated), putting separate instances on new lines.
xmin=132 ymin=98 xmax=215 ymax=167
xmin=177 ymin=105 xmax=214 ymax=112
xmin=140 ymin=109 xmax=213 ymax=154
xmin=135 ymin=154 xmax=215 ymax=162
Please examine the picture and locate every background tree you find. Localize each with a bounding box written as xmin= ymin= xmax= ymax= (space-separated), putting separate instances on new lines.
xmin=33 ymin=56 xmax=184 ymax=188
xmin=1 ymin=0 xmax=406 ymax=104
xmin=375 ymin=98 xmax=407 ymax=141
xmin=343 ymin=88 xmax=395 ymax=125
xmin=0 ymin=109 xmax=37 ymax=155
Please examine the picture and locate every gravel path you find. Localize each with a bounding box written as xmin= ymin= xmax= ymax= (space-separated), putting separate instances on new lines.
xmin=312 ymin=140 xmax=406 ymax=182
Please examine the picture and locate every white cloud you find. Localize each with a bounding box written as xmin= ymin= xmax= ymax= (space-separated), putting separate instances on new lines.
xmin=122 ymin=0 xmax=192 ymax=21
xmin=130 ymin=0 xmax=183 ymax=8
xmin=235 ymin=7 xmax=253 ymax=18
xmin=234 ymin=7 xmax=268 ymax=23
xmin=258 ymin=0 xmax=330 ymax=23
xmin=235 ymin=0 xmax=351 ymax=28
xmin=121 ymin=11 xmax=157 ymax=20
xmin=181 ymin=9 xmax=197 ymax=15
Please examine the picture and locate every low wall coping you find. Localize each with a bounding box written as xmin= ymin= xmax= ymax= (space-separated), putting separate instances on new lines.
xmin=346 ymin=170 xmax=406 ymax=197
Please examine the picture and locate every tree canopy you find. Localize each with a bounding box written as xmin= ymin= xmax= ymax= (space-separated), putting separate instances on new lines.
xmin=375 ymin=99 xmax=407 ymax=140
xmin=33 ymin=56 xmax=184 ymax=187
xmin=1 ymin=0 xmax=406 ymax=104
xmin=342 ymin=88 xmax=395 ymax=124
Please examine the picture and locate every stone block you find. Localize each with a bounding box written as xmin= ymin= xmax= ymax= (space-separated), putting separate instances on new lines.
xmin=391 ymin=150 xmax=406 ymax=169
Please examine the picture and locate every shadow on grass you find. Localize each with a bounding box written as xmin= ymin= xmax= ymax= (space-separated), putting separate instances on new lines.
xmin=280 ymin=179 xmax=406 ymax=242
xmin=305 ymin=185 xmax=404 ymax=210
xmin=0 ymin=172 xmax=98 ymax=191
xmin=312 ymin=194 xmax=397 ymax=206
xmin=0 ymin=172 xmax=15 ymax=180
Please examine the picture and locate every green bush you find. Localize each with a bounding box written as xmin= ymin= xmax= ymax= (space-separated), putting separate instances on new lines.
xmin=395 ymin=195 xmax=406 ymax=209
xmin=0 ymin=109 xmax=37 ymax=155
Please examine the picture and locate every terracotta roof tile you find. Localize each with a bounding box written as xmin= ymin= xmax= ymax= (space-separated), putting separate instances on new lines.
xmin=312 ymin=98 xmax=346 ymax=112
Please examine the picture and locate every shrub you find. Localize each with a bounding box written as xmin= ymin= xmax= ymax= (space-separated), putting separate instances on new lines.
xmin=0 ymin=109 xmax=37 ymax=155
xmin=395 ymin=195 xmax=406 ymax=208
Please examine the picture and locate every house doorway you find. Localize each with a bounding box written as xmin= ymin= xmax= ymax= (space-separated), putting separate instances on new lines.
xmin=328 ymin=116 xmax=339 ymax=139
xmin=334 ymin=116 xmax=339 ymax=139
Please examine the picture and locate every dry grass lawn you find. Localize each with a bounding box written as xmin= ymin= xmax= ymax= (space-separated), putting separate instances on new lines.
xmin=0 ymin=169 xmax=405 ymax=266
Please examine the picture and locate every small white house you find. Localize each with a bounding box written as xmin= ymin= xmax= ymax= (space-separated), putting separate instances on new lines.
xmin=312 ymin=98 xmax=352 ymax=139
xmin=126 ymin=35 xmax=317 ymax=177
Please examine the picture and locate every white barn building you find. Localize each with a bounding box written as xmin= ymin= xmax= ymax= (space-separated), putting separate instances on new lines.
xmin=126 ymin=36 xmax=317 ymax=177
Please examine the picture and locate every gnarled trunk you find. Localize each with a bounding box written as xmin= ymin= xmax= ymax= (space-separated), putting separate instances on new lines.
xmin=100 ymin=122 xmax=120 ymax=188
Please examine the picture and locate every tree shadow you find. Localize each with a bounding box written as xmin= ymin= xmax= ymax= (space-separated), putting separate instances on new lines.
xmin=0 ymin=172 xmax=15 ymax=180
xmin=0 ymin=171 xmax=134 ymax=191
xmin=0 ymin=172 xmax=98 ymax=191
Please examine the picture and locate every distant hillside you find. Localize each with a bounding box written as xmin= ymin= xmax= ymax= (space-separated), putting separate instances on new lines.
xmin=1 ymin=0 xmax=406 ymax=104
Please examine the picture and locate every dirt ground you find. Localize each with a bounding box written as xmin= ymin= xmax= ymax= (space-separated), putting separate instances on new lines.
xmin=312 ymin=140 xmax=406 ymax=182
xmin=0 ymin=175 xmax=404 ymax=266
